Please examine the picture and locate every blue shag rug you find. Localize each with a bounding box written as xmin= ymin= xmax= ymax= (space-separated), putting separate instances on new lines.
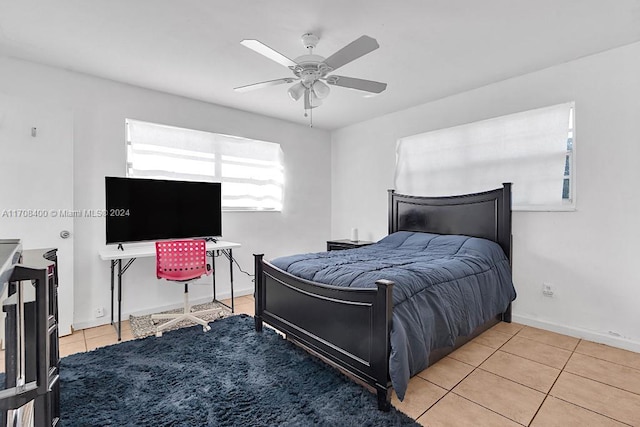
xmin=60 ymin=315 xmax=417 ymax=426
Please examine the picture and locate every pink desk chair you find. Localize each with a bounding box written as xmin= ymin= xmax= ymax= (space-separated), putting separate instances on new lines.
xmin=151 ymin=239 xmax=216 ymax=337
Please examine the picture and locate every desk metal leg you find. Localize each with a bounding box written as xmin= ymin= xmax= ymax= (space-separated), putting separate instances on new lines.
xmin=211 ymin=251 xmax=216 ymax=302
xmin=117 ymin=259 xmax=122 ymax=341
xmin=209 ymin=249 xmax=235 ymax=313
xmin=110 ymin=260 xmax=115 ymax=325
xmin=229 ymin=249 xmax=234 ymax=313
xmin=109 ymin=258 xmax=135 ymax=341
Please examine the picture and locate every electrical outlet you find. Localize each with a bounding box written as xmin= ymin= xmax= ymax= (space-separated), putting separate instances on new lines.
xmin=95 ymin=307 xmax=105 ymax=318
xmin=542 ymin=283 xmax=554 ymax=297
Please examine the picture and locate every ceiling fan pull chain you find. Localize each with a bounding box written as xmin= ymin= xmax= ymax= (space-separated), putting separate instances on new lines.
xmin=305 ymin=89 xmax=313 ymax=127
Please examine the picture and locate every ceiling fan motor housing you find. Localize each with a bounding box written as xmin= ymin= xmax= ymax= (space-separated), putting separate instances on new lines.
xmin=293 ymin=56 xmax=332 ymax=87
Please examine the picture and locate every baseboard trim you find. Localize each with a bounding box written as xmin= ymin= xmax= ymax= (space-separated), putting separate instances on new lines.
xmin=512 ymin=314 xmax=640 ymax=354
xmin=73 ymin=287 xmax=254 ymax=331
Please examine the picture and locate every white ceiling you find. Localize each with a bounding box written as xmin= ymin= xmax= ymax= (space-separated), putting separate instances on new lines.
xmin=1 ymin=0 xmax=640 ymax=130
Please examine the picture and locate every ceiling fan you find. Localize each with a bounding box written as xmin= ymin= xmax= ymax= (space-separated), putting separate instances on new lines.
xmin=234 ymin=33 xmax=387 ymax=117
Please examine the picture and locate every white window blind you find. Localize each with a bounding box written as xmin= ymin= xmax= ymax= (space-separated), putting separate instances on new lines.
xmin=126 ymin=119 xmax=284 ymax=211
xmin=395 ymin=102 xmax=574 ymax=209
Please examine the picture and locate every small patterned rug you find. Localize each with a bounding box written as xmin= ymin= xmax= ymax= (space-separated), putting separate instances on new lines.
xmin=129 ymin=301 xmax=232 ymax=338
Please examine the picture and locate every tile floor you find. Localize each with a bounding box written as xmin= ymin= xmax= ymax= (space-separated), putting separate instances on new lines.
xmin=5 ymin=295 xmax=639 ymax=426
xmin=395 ymin=321 xmax=640 ymax=426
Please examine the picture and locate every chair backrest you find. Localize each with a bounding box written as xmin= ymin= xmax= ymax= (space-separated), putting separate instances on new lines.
xmin=155 ymin=239 xmax=208 ymax=281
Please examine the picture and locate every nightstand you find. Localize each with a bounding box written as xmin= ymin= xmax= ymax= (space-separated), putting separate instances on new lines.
xmin=326 ymin=239 xmax=374 ymax=251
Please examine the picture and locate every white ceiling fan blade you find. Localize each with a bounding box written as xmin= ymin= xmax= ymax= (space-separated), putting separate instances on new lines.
xmin=240 ymin=39 xmax=297 ymax=68
xmin=323 ymin=36 xmax=379 ymax=71
xmin=325 ymin=75 xmax=387 ymax=93
xmin=234 ymin=78 xmax=296 ymax=93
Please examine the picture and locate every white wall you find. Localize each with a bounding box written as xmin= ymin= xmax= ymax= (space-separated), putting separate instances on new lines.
xmin=331 ymin=42 xmax=640 ymax=352
xmin=0 ymin=56 xmax=332 ymax=329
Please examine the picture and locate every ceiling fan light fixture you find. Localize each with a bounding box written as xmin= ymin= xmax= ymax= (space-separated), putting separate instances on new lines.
xmin=312 ymin=80 xmax=330 ymax=99
xmin=287 ymin=82 xmax=305 ymax=101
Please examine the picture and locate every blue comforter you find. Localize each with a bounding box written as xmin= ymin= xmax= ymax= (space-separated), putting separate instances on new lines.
xmin=271 ymin=231 xmax=516 ymax=400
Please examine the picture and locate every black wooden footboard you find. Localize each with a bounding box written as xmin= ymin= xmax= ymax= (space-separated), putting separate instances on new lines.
xmin=254 ymin=254 xmax=394 ymax=411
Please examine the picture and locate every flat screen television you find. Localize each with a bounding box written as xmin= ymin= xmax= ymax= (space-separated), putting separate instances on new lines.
xmin=105 ymin=176 xmax=222 ymax=244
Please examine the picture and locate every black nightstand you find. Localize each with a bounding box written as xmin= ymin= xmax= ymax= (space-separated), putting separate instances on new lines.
xmin=327 ymin=239 xmax=374 ymax=251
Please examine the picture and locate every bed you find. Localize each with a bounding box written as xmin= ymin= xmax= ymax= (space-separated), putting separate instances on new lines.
xmin=253 ymin=184 xmax=515 ymax=411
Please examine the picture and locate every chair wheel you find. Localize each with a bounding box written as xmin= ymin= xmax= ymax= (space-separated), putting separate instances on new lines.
xmin=203 ymin=325 xmax=211 ymax=332
xmin=156 ymin=331 xmax=163 ymax=337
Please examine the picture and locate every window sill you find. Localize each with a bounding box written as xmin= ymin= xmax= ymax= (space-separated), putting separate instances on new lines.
xmin=513 ymin=205 xmax=576 ymax=212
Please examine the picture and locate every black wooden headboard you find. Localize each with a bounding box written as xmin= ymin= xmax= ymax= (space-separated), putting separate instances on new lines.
xmin=388 ymin=183 xmax=512 ymax=261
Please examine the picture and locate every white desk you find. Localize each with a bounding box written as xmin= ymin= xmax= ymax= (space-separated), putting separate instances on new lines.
xmin=99 ymin=240 xmax=241 ymax=340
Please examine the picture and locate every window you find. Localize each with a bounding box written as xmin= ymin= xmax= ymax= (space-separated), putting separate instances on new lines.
xmin=394 ymin=102 xmax=575 ymax=210
xmin=126 ymin=119 xmax=284 ymax=211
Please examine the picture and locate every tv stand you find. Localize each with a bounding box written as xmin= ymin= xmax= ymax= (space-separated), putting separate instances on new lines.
xmin=204 ymin=237 xmax=218 ymax=243
xmin=117 ymin=244 xmax=124 ymax=251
